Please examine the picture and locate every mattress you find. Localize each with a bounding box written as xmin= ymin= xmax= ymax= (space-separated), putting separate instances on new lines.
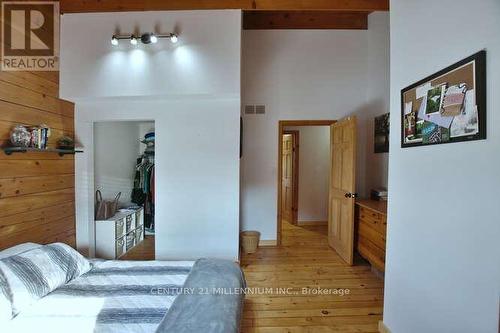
xmin=4 ymin=259 xmax=194 ymax=333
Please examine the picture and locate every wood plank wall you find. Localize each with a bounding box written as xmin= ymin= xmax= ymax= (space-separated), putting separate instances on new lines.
xmin=0 ymin=70 xmax=76 ymax=250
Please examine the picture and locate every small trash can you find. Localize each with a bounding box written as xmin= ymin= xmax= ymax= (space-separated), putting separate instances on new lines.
xmin=241 ymin=231 xmax=260 ymax=254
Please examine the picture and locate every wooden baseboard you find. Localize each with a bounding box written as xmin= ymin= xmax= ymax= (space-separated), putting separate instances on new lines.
xmin=259 ymin=240 xmax=277 ymax=247
xmin=297 ymin=220 xmax=327 ymax=226
xmin=378 ymin=321 xmax=391 ymax=333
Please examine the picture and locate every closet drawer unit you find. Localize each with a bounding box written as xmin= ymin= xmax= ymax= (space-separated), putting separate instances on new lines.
xmin=135 ymin=208 xmax=144 ymax=228
xmin=125 ymin=214 xmax=136 ymax=233
xmin=96 ymin=208 xmax=143 ymax=259
xmin=134 ymin=227 xmax=144 ymax=244
xmin=115 ymin=218 xmax=126 ymax=239
xmin=116 ymin=237 xmax=126 ymax=258
xmin=125 ymin=232 xmax=135 ymax=251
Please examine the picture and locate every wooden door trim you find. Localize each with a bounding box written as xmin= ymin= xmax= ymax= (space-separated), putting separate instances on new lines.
xmin=283 ymin=130 xmax=299 ymax=226
xmin=277 ymin=120 xmax=336 ymax=246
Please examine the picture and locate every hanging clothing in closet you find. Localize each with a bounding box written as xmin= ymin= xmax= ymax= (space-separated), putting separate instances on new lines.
xmin=132 ymin=131 xmax=155 ymax=232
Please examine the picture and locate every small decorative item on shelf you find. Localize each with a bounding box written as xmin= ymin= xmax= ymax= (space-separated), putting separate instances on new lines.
xmin=10 ymin=124 xmax=51 ymax=149
xmin=57 ymin=136 xmax=75 ymax=150
xmin=28 ymin=124 xmax=51 ymax=149
xmin=3 ymin=127 xmax=82 ymax=156
xmin=10 ymin=125 xmax=31 ymax=147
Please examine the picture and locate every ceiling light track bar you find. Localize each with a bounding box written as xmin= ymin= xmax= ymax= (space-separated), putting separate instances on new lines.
xmin=111 ymin=33 xmax=178 ymax=45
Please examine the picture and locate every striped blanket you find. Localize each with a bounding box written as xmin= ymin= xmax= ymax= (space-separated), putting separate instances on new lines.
xmin=5 ymin=259 xmax=194 ymax=333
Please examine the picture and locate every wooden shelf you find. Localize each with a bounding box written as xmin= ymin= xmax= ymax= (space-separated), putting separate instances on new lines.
xmin=2 ymin=147 xmax=83 ymax=157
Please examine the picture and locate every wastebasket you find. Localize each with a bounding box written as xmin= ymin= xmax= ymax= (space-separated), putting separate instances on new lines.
xmin=241 ymin=231 xmax=260 ymax=254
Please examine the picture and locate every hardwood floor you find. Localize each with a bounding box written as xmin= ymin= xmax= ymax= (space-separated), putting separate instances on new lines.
xmin=115 ymin=223 xmax=384 ymax=332
xmin=120 ymin=235 xmax=155 ymax=260
xmin=240 ymin=221 xmax=384 ymax=333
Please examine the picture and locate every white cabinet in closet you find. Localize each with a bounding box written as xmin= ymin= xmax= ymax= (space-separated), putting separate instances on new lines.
xmin=95 ymin=208 xmax=144 ymax=259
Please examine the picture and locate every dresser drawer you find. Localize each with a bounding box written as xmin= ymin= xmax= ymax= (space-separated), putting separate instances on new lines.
xmin=358 ymin=220 xmax=386 ymax=249
xmin=357 ymin=235 xmax=385 ymax=272
xmin=355 ymin=201 xmax=387 ymax=272
xmin=358 ymin=206 xmax=387 ymax=234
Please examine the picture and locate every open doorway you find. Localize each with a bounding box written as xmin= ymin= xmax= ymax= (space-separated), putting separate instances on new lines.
xmin=277 ymin=120 xmax=335 ymax=244
xmin=93 ymin=121 xmax=155 ymax=260
xmin=277 ymin=119 xmax=357 ymax=265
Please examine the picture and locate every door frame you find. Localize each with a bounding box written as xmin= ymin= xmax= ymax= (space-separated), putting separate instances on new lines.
xmin=282 ymin=130 xmax=300 ymax=226
xmin=277 ymin=120 xmax=337 ymax=246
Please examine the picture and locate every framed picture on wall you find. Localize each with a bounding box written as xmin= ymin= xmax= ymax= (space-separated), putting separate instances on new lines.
xmin=401 ymin=50 xmax=486 ymax=148
xmin=374 ymin=113 xmax=390 ymax=153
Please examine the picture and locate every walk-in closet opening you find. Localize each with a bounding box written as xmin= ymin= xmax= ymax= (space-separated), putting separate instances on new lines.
xmin=93 ymin=120 xmax=155 ymax=260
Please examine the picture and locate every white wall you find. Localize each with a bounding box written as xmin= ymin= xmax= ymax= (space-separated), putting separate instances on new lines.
xmin=60 ymin=12 xmax=240 ymax=99
xmin=285 ymin=126 xmax=330 ymax=222
xmin=365 ymin=13 xmax=390 ymax=192
xmin=385 ymin=1 xmax=500 ymax=332
xmin=61 ymin=10 xmax=241 ymax=260
xmin=241 ymin=12 xmax=390 ymax=241
xmin=94 ymin=121 xmax=141 ymax=207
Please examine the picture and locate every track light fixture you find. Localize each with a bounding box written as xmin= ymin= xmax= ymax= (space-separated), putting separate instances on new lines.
xmin=111 ymin=33 xmax=178 ymax=46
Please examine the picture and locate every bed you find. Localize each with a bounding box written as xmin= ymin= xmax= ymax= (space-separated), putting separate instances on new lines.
xmin=0 ymin=243 xmax=245 ymax=333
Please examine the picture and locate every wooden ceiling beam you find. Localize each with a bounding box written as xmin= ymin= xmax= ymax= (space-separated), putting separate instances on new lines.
xmin=252 ymin=0 xmax=387 ymax=11
xmin=59 ymin=0 xmax=389 ymax=14
xmin=243 ymin=11 xmax=368 ymax=30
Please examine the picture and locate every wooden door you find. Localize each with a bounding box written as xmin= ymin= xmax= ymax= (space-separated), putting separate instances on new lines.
xmin=328 ymin=117 xmax=357 ymax=265
xmin=281 ymin=134 xmax=295 ymax=224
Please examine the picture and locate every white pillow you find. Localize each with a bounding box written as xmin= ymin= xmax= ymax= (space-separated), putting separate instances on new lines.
xmin=0 ymin=243 xmax=91 ymax=319
xmin=0 ymin=243 xmax=41 ymax=259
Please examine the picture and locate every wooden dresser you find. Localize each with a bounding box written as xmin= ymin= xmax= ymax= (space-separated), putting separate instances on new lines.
xmin=355 ymin=199 xmax=387 ymax=272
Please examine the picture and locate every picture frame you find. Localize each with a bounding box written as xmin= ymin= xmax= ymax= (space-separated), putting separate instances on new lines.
xmin=400 ymin=50 xmax=486 ymax=148
xmin=374 ymin=113 xmax=390 ymax=153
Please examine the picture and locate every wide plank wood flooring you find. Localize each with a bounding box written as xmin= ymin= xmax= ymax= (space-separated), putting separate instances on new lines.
xmin=240 ymin=221 xmax=384 ymax=333
xmin=116 ymin=223 xmax=383 ymax=332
